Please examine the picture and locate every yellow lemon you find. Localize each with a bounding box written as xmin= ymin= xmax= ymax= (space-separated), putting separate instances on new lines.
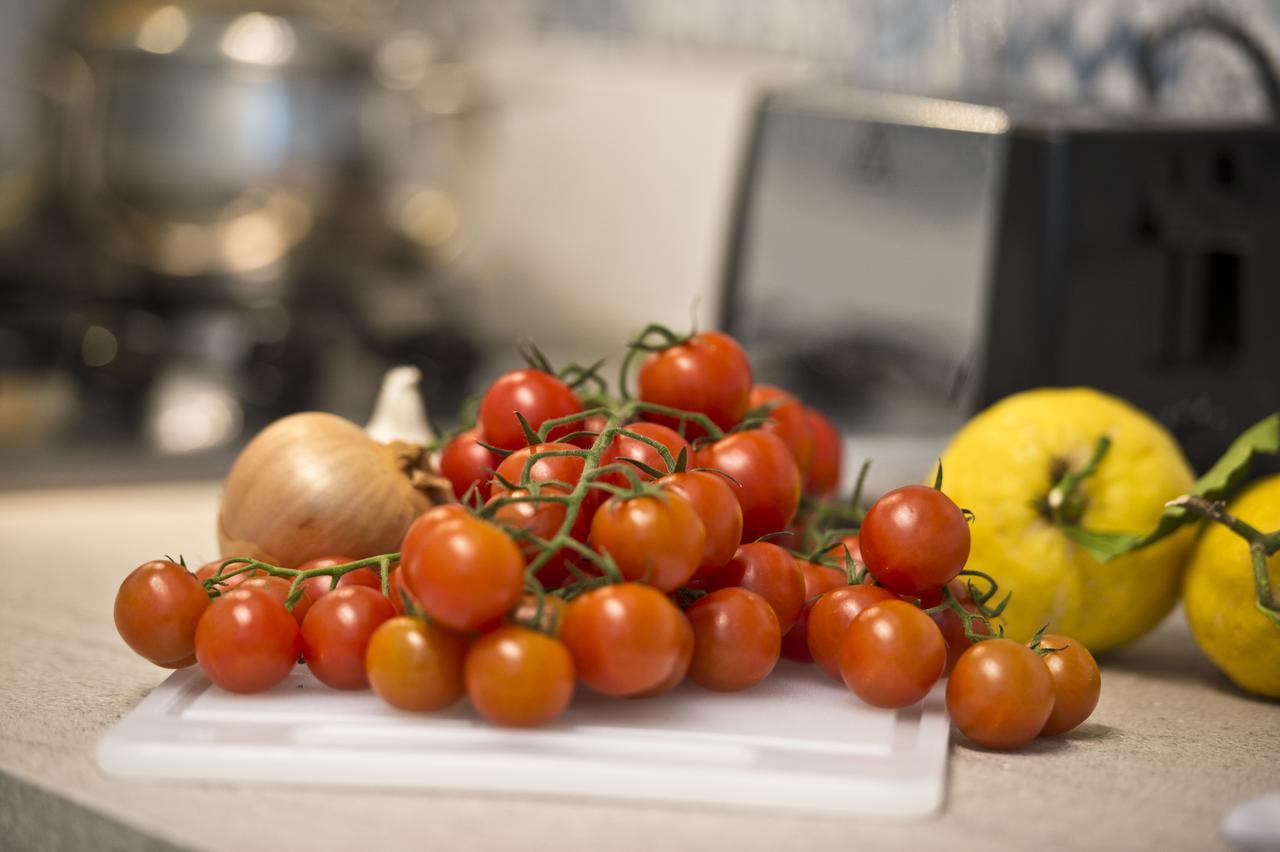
xmin=1183 ymin=478 xmax=1280 ymax=698
xmin=938 ymin=388 xmax=1195 ymax=652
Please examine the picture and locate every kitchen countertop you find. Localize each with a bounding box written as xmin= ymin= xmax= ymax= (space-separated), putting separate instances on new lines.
xmin=1 ymin=481 xmax=1277 ymax=852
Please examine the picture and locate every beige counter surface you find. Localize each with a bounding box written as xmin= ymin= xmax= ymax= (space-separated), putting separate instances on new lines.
xmin=1 ymin=481 xmax=1276 ymax=852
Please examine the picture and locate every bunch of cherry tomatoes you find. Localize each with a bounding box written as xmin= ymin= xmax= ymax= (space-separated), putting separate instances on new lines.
xmin=114 ymin=325 xmax=1100 ymax=749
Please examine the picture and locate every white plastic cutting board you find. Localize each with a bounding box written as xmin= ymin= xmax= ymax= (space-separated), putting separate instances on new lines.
xmin=98 ymin=660 xmax=949 ymax=818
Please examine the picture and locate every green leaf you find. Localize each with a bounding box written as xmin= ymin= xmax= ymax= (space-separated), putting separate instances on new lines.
xmin=1064 ymin=413 xmax=1280 ymax=563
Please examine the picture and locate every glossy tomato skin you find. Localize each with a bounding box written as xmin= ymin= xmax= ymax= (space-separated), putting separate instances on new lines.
xmin=657 ymin=471 xmax=743 ymax=577
xmin=839 ymin=600 xmax=946 ymax=709
xmin=599 ymin=422 xmax=691 ymax=487
xmin=195 ymin=560 xmax=264 ymax=592
xmin=439 ymin=428 xmax=499 ymax=501
xmin=490 ymin=486 xmax=587 ymax=590
xmin=491 ymin=442 xmax=586 ymax=495
xmin=571 ymin=412 xmax=610 ymax=450
xmin=464 ymin=626 xmax=575 ymax=727
xmin=634 ymin=612 xmax=694 ymax=697
xmin=115 ymin=560 xmax=211 ymax=666
xmin=236 ymin=575 xmax=313 ymax=627
xmin=300 ymin=586 xmax=396 ymax=690
xmin=701 ymin=542 xmax=805 ymax=633
xmin=804 ymin=407 xmax=842 ymax=497
xmin=478 ymin=369 xmax=583 ymax=452
xmin=195 ymin=587 xmax=301 ymax=693
xmin=780 ymin=560 xmax=847 ymax=662
xmin=637 ymin=331 xmax=752 ymax=437
xmin=806 ymin=584 xmax=897 ymax=680
xmin=589 ymin=493 xmax=704 ymax=592
xmin=694 ymin=430 xmax=801 ymax=542
xmin=686 ymin=588 xmax=781 ymax=692
xmin=859 ymin=485 xmax=971 ymax=596
xmin=748 ymin=385 xmax=814 ymax=482
xmin=947 ymin=638 xmax=1055 ymax=750
xmin=366 ymin=616 xmax=468 ymax=712
xmin=560 ymin=583 xmax=685 ymax=696
xmin=508 ymin=593 xmax=568 ymax=637
xmin=1037 ymin=634 xmax=1101 ymax=736
xmin=401 ymin=513 xmax=525 ymax=633
xmin=823 ymin=533 xmax=863 ymax=569
xmin=297 ymin=556 xmax=380 ymax=602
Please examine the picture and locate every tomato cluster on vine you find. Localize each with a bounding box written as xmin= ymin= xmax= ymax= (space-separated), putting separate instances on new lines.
xmin=113 ymin=324 xmax=1100 ymax=750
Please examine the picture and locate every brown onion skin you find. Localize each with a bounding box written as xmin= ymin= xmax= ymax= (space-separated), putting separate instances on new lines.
xmin=218 ymin=412 xmax=448 ymax=568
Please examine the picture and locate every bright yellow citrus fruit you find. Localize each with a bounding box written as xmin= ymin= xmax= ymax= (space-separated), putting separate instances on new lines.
xmin=938 ymin=388 xmax=1195 ymax=652
xmin=1183 ymin=478 xmax=1280 ymax=698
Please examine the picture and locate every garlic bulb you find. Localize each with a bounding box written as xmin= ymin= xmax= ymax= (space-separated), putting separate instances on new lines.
xmin=217 ymin=411 xmax=452 ymax=568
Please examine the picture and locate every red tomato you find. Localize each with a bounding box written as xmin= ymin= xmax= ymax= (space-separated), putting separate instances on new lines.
xmin=839 ymin=600 xmax=945 ymax=709
xmin=657 ymin=470 xmax=743 ymax=577
xmin=195 ymin=560 xmax=264 ymax=592
xmin=388 ymin=566 xmax=419 ymax=616
xmin=115 ymin=559 xmax=211 ymax=666
xmin=859 ymin=485 xmax=971 ymax=596
xmin=928 ymin=579 xmax=989 ymax=675
xmin=823 ymin=534 xmax=863 ymax=572
xmin=779 ymin=560 xmax=847 ymax=662
xmin=637 ymin=331 xmax=752 ymax=437
xmin=748 ymin=385 xmax=814 ymax=481
xmin=491 ymin=442 xmax=587 ymax=495
xmin=464 ymin=626 xmax=575 ymax=727
xmin=1037 ymin=634 xmax=1101 ymax=736
xmin=634 ymin=612 xmax=694 ymax=697
xmin=297 ymin=556 xmax=380 ymax=602
xmin=947 ymin=638 xmax=1055 ymax=750
xmin=571 ymin=412 xmax=610 ymax=450
xmin=194 ymin=587 xmax=301 ymax=694
xmin=804 ymin=407 xmax=842 ymax=496
xmin=401 ymin=513 xmax=526 ymax=633
xmin=439 ymin=427 xmax=499 ymax=501
xmin=701 ymin=542 xmax=805 ymax=633
xmin=508 ymin=593 xmax=568 ymax=637
xmin=478 ymin=369 xmax=583 ymax=451
xmin=560 ymin=583 xmax=685 ymax=696
xmin=806 ymin=584 xmax=897 ymax=681
xmin=686 ymin=588 xmax=780 ymax=692
xmin=300 ymin=586 xmax=396 ymax=690
xmin=366 ymin=616 xmax=468 ymax=712
xmin=490 ymin=486 xmax=586 ymax=589
xmin=694 ymin=430 xmax=801 ymax=541
xmin=588 ymin=493 xmax=705 ymax=592
xmin=599 ymin=422 xmax=691 ymax=487
xmin=236 ymin=575 xmax=313 ymax=627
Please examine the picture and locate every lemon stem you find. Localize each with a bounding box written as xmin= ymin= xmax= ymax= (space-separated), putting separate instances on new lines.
xmin=1046 ymin=435 xmax=1111 ymax=526
xmin=1166 ymin=495 xmax=1280 ymax=630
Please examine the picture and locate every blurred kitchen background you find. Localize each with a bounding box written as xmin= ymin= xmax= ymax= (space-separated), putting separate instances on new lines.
xmin=2 ymin=0 xmax=1278 ymax=490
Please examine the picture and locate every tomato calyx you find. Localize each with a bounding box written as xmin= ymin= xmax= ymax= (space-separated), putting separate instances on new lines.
xmin=920 ymin=569 xmax=1009 ymax=644
xmin=1025 ymin=625 xmax=1070 ymax=657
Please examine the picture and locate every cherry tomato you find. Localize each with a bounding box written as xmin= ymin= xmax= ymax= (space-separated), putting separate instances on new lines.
xmin=508 ymin=593 xmax=568 ymax=637
xmin=115 ymin=559 xmax=211 ymax=666
xmin=947 ymin=638 xmax=1055 ymax=750
xmin=491 ymin=442 xmax=587 ymax=495
xmin=589 ymin=492 xmax=704 ymax=592
xmin=686 ymin=588 xmax=780 ymax=692
xmin=388 ymin=566 xmax=419 ymax=616
xmin=637 ymin=330 xmax=752 ymax=437
xmin=780 ymin=560 xmax=847 ymax=662
xmin=839 ymin=600 xmax=945 ymax=709
xmin=927 ymin=580 xmax=989 ymax=675
xmin=300 ymin=586 xmax=396 ymax=690
xmin=439 ymin=427 xmax=499 ymax=501
xmin=599 ymin=421 xmax=691 ymax=487
xmin=366 ymin=616 xmax=468 ymax=712
xmin=236 ymin=575 xmax=313 ymax=627
xmin=635 ymin=612 xmax=694 ymax=697
xmin=194 ymin=587 xmax=301 ymax=693
xmin=657 ymin=470 xmax=743 ymax=577
xmin=823 ymin=533 xmax=863 ymax=568
xmin=1036 ymin=634 xmax=1101 ymax=736
xmin=490 ymin=486 xmax=585 ymax=589
xmin=560 ymin=583 xmax=685 ymax=696
xmin=478 ymin=369 xmax=583 ymax=451
xmin=571 ymin=411 xmax=610 ymax=450
xmin=401 ymin=513 xmax=525 ymax=633
xmin=806 ymin=584 xmax=896 ymax=681
xmin=694 ymin=430 xmax=801 ymax=541
xmin=701 ymin=542 xmax=804 ymax=633
xmin=748 ymin=385 xmax=814 ymax=481
xmin=464 ymin=626 xmax=575 ymax=727
xmin=296 ymin=556 xmax=374 ymax=601
xmin=804 ymin=407 xmax=842 ymax=496
xmin=195 ymin=560 xmax=264 ymax=592
xmin=859 ymin=485 xmax=971 ymax=596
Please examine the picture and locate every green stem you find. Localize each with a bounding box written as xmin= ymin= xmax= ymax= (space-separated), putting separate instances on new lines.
xmin=1046 ymin=435 xmax=1111 ymax=526
xmin=203 ymin=553 xmax=401 ymax=611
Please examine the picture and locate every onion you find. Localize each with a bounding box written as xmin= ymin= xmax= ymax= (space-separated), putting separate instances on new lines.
xmin=217 ymin=412 xmax=452 ymax=568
